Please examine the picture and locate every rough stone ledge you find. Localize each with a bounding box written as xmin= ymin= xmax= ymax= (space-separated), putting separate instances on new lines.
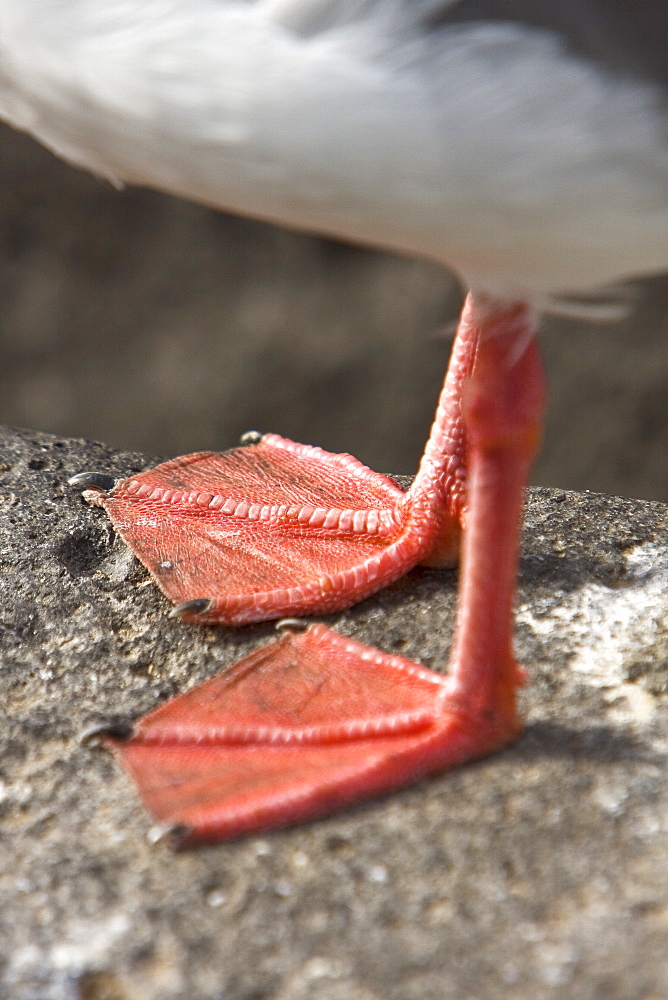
xmin=1 ymin=425 xmax=667 ymax=1000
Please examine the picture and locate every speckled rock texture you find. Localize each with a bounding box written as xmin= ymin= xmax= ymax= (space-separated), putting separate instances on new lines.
xmin=1 ymin=426 xmax=668 ymax=1000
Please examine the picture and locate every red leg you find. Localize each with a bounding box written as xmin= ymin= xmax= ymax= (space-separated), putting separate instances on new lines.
xmin=96 ymin=296 xmax=546 ymax=844
xmin=444 ymin=299 xmax=545 ymax=731
xmin=71 ymin=297 xmax=481 ymax=624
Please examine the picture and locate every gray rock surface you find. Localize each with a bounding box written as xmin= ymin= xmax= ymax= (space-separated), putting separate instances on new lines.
xmin=1 ymin=425 xmax=668 ymax=1000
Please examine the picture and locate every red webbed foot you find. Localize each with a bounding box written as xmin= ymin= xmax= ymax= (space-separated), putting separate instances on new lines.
xmin=102 ymin=622 xmax=523 ymax=846
xmin=73 ymin=435 xmax=427 ymax=623
xmin=70 ymin=316 xmax=476 ymax=624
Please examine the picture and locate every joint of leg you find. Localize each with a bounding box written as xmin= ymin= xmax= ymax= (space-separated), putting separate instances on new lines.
xmin=463 ymin=381 xmax=544 ymax=457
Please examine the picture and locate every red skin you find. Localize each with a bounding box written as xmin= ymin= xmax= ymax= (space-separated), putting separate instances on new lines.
xmin=110 ymin=623 xmax=523 ymax=846
xmin=83 ymin=294 xmax=546 ymax=844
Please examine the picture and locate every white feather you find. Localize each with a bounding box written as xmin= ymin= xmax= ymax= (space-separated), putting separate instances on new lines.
xmin=0 ymin=1 xmax=666 ymax=302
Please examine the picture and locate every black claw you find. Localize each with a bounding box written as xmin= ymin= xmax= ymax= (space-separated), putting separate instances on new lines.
xmin=169 ymin=598 xmax=213 ymax=619
xmin=275 ymin=618 xmax=310 ymax=634
xmin=239 ymin=430 xmax=263 ymax=446
xmin=79 ymin=720 xmax=134 ymax=746
xmin=68 ymin=471 xmax=118 ymax=493
xmin=147 ymin=823 xmax=194 ymax=849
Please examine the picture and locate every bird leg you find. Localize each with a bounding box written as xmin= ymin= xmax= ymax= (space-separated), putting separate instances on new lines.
xmin=81 ymin=295 xmax=546 ymax=844
xmin=70 ymin=295 xmax=485 ymax=624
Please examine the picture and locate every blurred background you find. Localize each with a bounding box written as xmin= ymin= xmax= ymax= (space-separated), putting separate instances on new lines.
xmin=2 ymin=122 xmax=668 ymax=501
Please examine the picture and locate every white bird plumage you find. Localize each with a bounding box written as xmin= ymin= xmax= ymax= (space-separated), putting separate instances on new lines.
xmin=1 ymin=0 xmax=667 ymax=303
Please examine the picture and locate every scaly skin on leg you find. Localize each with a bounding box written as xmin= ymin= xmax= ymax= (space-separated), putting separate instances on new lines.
xmin=94 ymin=295 xmax=546 ymax=844
xmin=410 ymin=291 xmax=478 ymax=567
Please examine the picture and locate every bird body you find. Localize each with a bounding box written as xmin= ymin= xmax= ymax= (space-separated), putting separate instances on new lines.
xmin=1 ymin=1 xmax=667 ymax=299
